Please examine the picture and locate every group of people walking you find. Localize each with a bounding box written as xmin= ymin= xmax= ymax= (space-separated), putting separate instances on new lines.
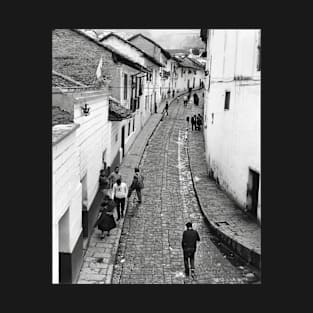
xmin=186 ymin=114 xmax=202 ymax=131
xmin=95 ymin=166 xmax=144 ymax=239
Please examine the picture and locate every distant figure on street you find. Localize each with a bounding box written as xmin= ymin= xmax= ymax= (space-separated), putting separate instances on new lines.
xmin=167 ymin=89 xmax=171 ymax=98
xmin=186 ymin=116 xmax=190 ymax=128
xmin=193 ymin=93 xmax=199 ymax=106
xmin=154 ymin=102 xmax=157 ymax=113
xmin=108 ymin=166 xmax=121 ymax=189
xmin=165 ymin=101 xmax=169 ymax=116
xmin=172 ymin=90 xmax=175 ymax=98
xmin=196 ymin=114 xmax=202 ymax=131
xmin=95 ymin=195 xmax=116 ymax=239
xmin=112 ymin=178 xmax=128 ymax=221
xmin=183 ymin=95 xmax=188 ymax=106
xmin=127 ymin=167 xmax=144 ymax=203
xmin=182 ymin=222 xmax=200 ymax=277
xmin=191 ymin=115 xmax=196 ymax=131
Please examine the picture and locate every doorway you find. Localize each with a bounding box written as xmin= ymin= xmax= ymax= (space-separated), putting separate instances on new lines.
xmin=121 ymin=126 xmax=125 ymax=157
xmin=81 ymin=174 xmax=88 ymax=238
xmin=58 ymin=208 xmax=70 ymax=283
xmin=246 ymin=168 xmax=260 ymax=218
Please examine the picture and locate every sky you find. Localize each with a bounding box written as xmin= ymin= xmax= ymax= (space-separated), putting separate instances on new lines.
xmin=94 ymin=29 xmax=203 ymax=49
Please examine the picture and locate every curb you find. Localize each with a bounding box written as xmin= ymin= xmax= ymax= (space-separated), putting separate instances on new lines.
xmin=184 ymin=98 xmax=261 ymax=270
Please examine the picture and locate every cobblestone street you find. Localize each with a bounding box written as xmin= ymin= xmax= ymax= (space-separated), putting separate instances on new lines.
xmin=111 ymin=92 xmax=250 ymax=284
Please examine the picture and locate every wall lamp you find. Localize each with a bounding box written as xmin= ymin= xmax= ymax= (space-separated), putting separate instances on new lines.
xmin=81 ymin=103 xmax=90 ymax=116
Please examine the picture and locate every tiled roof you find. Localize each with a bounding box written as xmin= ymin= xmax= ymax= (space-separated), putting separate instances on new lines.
xmin=100 ymin=32 xmax=164 ymax=67
xmin=188 ymin=57 xmax=205 ymax=68
xmin=179 ymin=57 xmax=204 ymax=70
xmin=168 ymin=49 xmax=189 ymax=55
xmin=53 ymin=29 xmax=151 ymax=88
xmin=52 ymin=106 xmax=74 ymax=126
xmin=52 ymin=71 xmax=87 ymax=88
xmin=73 ymin=29 xmax=151 ymax=73
xmin=128 ymin=33 xmax=172 ymax=59
xmin=52 ymin=123 xmax=80 ymax=146
xmin=109 ymin=101 xmax=133 ymax=121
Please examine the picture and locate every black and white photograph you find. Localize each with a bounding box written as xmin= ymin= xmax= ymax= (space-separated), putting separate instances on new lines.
xmin=52 ymin=28 xmax=261 ymax=284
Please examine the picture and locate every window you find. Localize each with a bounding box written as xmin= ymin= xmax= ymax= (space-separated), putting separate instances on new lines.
xmin=133 ymin=117 xmax=135 ymax=132
xmin=124 ymin=74 xmax=128 ymax=100
xmin=139 ymin=77 xmax=143 ymax=96
xmin=224 ymin=91 xmax=230 ymax=110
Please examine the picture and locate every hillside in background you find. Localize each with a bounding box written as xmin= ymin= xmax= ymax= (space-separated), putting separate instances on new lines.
xmin=94 ymin=29 xmax=204 ymax=50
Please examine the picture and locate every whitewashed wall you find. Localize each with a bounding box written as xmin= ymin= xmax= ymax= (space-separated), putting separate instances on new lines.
xmin=52 ymin=126 xmax=82 ymax=284
xmin=73 ymin=91 xmax=110 ymax=210
xmin=203 ymin=29 xmax=261 ymax=220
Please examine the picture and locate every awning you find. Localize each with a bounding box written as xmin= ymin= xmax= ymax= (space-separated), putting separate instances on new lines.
xmin=109 ymin=101 xmax=133 ymax=121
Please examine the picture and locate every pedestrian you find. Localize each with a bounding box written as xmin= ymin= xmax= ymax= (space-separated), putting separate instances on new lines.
xmin=112 ymin=177 xmax=128 ymax=221
xmin=177 ymin=95 xmax=180 ymax=104
xmin=167 ymin=89 xmax=171 ymax=99
xmin=197 ymin=114 xmax=202 ymax=131
xmin=172 ymin=90 xmax=175 ymax=98
xmin=108 ymin=166 xmax=121 ymax=189
xmin=95 ymin=195 xmax=117 ymax=239
xmin=186 ymin=116 xmax=190 ymax=128
xmin=193 ymin=93 xmax=199 ymax=106
xmin=191 ymin=115 xmax=196 ymax=131
xmin=99 ymin=169 xmax=109 ymax=192
xmin=165 ymin=101 xmax=169 ymax=116
xmin=183 ymin=95 xmax=188 ymax=106
xmin=182 ymin=222 xmax=200 ymax=277
xmin=127 ymin=167 xmax=144 ymax=203
xmin=154 ymin=102 xmax=157 ymax=113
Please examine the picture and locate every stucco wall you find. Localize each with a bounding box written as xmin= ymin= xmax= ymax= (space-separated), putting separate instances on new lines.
xmin=203 ymin=29 xmax=261 ymax=220
xmin=52 ymin=127 xmax=82 ymax=283
xmin=73 ymin=92 xmax=110 ymax=210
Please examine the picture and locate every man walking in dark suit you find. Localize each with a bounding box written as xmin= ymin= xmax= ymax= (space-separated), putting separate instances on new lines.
xmin=182 ymin=222 xmax=200 ymax=278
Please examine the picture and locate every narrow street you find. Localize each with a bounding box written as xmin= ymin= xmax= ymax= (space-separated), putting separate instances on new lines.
xmin=111 ymin=92 xmax=250 ymax=284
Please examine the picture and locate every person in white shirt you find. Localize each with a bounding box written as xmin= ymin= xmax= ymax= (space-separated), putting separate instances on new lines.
xmin=112 ymin=178 xmax=128 ymax=221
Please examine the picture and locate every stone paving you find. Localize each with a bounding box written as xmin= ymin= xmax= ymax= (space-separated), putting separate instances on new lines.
xmin=186 ymin=95 xmax=261 ymax=270
xmin=111 ymin=91 xmax=251 ymax=284
xmin=77 ymin=90 xmax=189 ymax=284
xmin=77 ymin=88 xmax=260 ymax=284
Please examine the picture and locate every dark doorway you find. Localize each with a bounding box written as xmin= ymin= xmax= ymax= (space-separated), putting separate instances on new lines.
xmin=246 ymin=169 xmax=260 ymax=218
xmin=121 ymin=126 xmax=125 ymax=157
xmin=81 ymin=174 xmax=88 ymax=238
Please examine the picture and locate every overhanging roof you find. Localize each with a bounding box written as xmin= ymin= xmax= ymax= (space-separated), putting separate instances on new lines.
xmin=72 ymin=29 xmax=151 ymax=73
xmin=100 ymin=32 xmax=164 ymax=67
xmin=109 ymin=102 xmax=133 ymax=121
xmin=128 ymin=33 xmax=172 ymax=59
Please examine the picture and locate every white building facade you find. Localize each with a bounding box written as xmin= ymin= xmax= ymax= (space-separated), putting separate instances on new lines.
xmin=202 ymin=29 xmax=261 ymax=222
